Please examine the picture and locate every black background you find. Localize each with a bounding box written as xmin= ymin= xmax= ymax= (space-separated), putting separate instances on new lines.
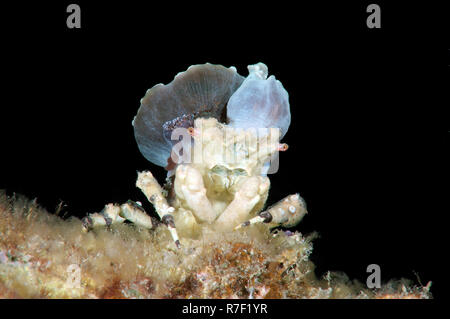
xmin=0 ymin=1 xmax=446 ymax=302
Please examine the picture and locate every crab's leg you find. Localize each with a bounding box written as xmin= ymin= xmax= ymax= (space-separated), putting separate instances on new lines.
xmin=174 ymin=164 xmax=218 ymax=224
xmin=136 ymin=171 xmax=180 ymax=248
xmin=214 ymin=176 xmax=270 ymax=231
xmin=82 ymin=201 xmax=153 ymax=231
xmin=235 ymin=193 xmax=307 ymax=230
xmin=82 ymin=203 xmax=124 ymax=230
xmin=119 ymin=200 xmax=153 ymax=229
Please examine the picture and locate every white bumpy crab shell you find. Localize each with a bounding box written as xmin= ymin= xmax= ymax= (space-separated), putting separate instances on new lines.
xmin=83 ymin=63 xmax=307 ymax=248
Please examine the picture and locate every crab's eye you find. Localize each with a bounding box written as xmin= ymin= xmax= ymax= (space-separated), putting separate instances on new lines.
xmin=278 ymin=143 xmax=289 ymax=151
xmin=187 ymin=127 xmax=196 ymax=136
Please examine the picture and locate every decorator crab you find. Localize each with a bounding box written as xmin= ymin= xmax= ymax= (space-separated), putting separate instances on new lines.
xmin=82 ymin=63 xmax=307 ymax=248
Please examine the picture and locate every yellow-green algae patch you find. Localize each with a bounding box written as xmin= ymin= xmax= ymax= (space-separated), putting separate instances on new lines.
xmin=0 ymin=192 xmax=431 ymax=299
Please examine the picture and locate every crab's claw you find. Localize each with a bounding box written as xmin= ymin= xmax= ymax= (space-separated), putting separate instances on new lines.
xmin=235 ymin=193 xmax=307 ymax=230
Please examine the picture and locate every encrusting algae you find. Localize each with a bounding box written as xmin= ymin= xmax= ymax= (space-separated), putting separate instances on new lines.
xmin=0 ymin=192 xmax=431 ymax=299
